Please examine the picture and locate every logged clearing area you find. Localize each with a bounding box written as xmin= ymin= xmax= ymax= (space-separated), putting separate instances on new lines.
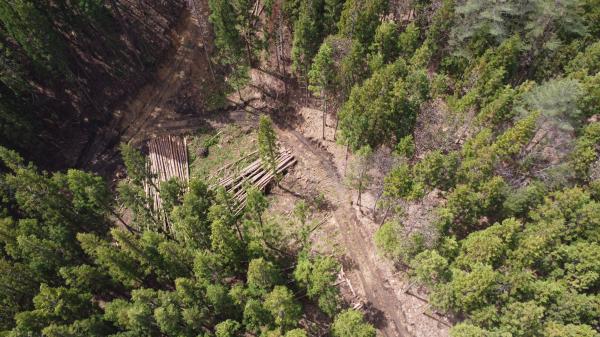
xmin=77 ymin=1 xmax=450 ymax=336
xmin=4 ymin=0 xmax=599 ymax=336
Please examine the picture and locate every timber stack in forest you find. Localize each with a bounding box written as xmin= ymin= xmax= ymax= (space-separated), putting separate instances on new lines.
xmin=217 ymin=148 xmax=296 ymax=213
xmin=145 ymin=136 xmax=190 ymax=223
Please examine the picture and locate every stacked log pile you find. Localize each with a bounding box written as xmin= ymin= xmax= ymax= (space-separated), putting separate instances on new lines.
xmin=217 ymin=148 xmax=296 ymax=213
xmin=144 ymin=138 xmax=295 ymax=227
xmin=145 ymin=136 xmax=190 ymax=216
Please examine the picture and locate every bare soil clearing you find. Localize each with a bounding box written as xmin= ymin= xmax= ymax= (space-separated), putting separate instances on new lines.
xmin=80 ymin=3 xmax=222 ymax=177
xmin=82 ymin=2 xmax=450 ymax=336
xmin=275 ymin=106 xmax=451 ymax=337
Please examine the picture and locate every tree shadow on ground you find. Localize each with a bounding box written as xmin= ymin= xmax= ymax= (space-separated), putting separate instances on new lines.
xmin=362 ymin=301 xmax=389 ymax=329
xmin=340 ymin=254 xmax=359 ymax=272
xmin=271 ymin=104 xmax=307 ymax=132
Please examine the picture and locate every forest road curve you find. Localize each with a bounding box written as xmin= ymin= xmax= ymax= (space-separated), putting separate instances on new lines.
xmin=276 ymin=126 xmax=412 ymax=337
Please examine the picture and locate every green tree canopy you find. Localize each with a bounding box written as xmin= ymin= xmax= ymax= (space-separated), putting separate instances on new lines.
xmin=331 ymin=309 xmax=376 ymax=337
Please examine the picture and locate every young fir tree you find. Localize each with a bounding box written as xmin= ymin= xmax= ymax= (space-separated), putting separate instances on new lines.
xmin=230 ymin=0 xmax=258 ymax=65
xmin=332 ymin=309 xmax=376 ymax=337
xmin=337 ymin=0 xmax=388 ymax=45
xmin=309 ymin=40 xmax=336 ymax=140
xmin=263 ymin=285 xmax=302 ymax=331
xmin=118 ymin=143 xmax=158 ymax=230
xmin=208 ymin=0 xmax=250 ymax=101
xmin=369 ymin=22 xmax=400 ymax=68
xmin=0 ymin=1 xmax=68 ymax=75
xmin=208 ymin=0 xmax=244 ymax=64
xmin=291 ymin=0 xmax=322 ymax=80
xmin=337 ymin=60 xmax=423 ymax=151
xmin=258 ymin=115 xmax=280 ymax=179
xmin=323 ymin=0 xmax=344 ymax=35
xmin=294 ymin=254 xmax=341 ymax=316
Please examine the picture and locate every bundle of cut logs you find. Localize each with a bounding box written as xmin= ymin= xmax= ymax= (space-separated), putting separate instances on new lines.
xmin=143 ymin=136 xmax=296 ymax=230
xmin=217 ymin=148 xmax=296 ymax=213
xmin=145 ymin=136 xmax=190 ymax=217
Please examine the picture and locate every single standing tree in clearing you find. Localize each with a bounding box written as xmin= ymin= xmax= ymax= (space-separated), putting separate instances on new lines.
xmin=309 ymin=41 xmax=336 ymax=140
xmin=258 ymin=115 xmax=280 ymax=179
xmin=346 ymin=145 xmax=373 ymax=206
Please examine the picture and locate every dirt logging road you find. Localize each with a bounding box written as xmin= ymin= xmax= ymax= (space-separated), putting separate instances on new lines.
xmin=277 ymin=127 xmax=412 ymax=337
xmin=80 ymin=6 xmax=215 ymax=175
xmin=81 ymin=1 xmax=449 ymax=336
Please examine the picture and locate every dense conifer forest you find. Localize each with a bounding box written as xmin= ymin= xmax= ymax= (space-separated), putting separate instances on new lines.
xmin=1 ymin=0 xmax=599 ymax=336
xmin=0 ymin=0 xmax=185 ymax=167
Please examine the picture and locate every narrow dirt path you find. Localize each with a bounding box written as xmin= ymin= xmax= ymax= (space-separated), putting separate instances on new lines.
xmin=276 ymin=126 xmax=411 ymax=337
